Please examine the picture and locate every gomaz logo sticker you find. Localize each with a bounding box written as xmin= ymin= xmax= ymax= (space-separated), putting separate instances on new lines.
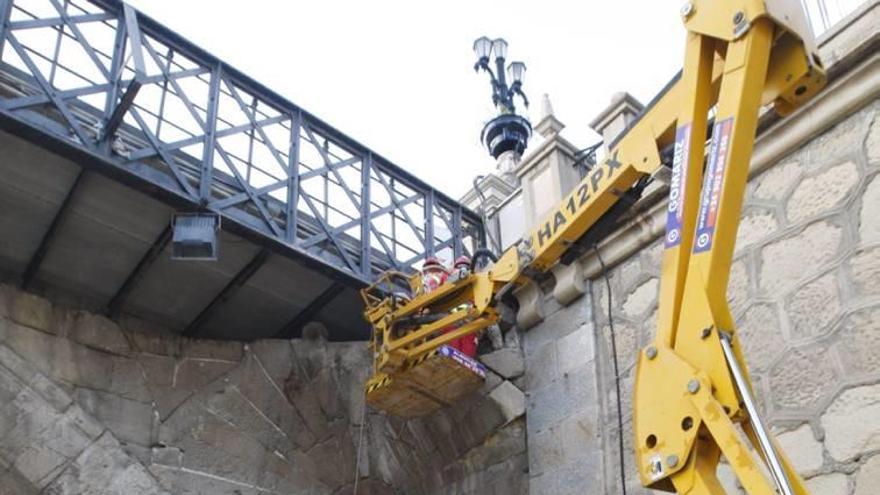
xmin=534 ymin=152 xmax=623 ymax=248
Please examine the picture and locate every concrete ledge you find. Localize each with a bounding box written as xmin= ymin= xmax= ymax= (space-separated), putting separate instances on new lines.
xmin=514 ymin=282 xmax=545 ymax=330
xmin=551 ymin=261 xmax=586 ymax=305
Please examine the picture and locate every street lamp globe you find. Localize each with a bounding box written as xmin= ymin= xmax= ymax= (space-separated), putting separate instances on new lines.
xmin=507 ymin=61 xmax=526 ymax=84
xmin=473 ymin=36 xmax=492 ymax=61
xmin=491 ymin=38 xmax=508 ymax=60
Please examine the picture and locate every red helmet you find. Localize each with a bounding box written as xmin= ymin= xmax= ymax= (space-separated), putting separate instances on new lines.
xmin=423 ymin=256 xmax=443 ymax=269
xmin=454 ymin=256 xmax=471 ymax=268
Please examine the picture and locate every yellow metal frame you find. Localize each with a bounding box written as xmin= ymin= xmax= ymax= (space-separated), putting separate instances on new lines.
xmin=361 ymin=1 xmax=825 ymax=492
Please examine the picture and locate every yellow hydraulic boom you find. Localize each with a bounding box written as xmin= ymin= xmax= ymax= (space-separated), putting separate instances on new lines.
xmin=361 ymin=0 xmax=825 ymax=493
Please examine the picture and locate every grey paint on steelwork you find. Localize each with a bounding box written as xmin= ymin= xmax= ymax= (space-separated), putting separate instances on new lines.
xmin=0 ymin=0 xmax=482 ymax=286
xmin=0 ymin=0 xmax=484 ymax=340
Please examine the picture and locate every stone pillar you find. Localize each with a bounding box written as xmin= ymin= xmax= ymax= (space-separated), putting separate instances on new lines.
xmin=588 ymin=92 xmax=644 ymax=149
xmin=517 ymin=94 xmax=582 ymax=231
xmin=497 ymin=150 xmax=521 ymax=188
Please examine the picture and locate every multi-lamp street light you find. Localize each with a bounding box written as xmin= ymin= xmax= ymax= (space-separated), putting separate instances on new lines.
xmin=472 ymin=36 xmax=531 ymax=160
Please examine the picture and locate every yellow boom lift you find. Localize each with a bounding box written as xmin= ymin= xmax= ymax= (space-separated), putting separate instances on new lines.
xmin=360 ymin=0 xmax=826 ymax=493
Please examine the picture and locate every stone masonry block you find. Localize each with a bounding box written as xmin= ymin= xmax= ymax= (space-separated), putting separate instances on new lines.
xmin=836 ymin=307 xmax=880 ymax=376
xmin=727 ymin=258 xmax=750 ymax=317
xmin=488 ymin=381 xmax=525 ymax=426
xmin=0 ymin=388 xmax=59 ymax=462
xmin=804 ymin=110 xmax=862 ymax=166
xmin=736 ymin=210 xmax=778 ymax=249
xmin=136 ymin=353 xmax=175 ymax=389
xmin=242 ymin=355 xmax=318 ymax=449
xmin=617 ymin=256 xmax=644 ymax=294
xmin=151 ymin=445 xmax=182 ymax=468
xmin=787 ymin=161 xmax=859 ymax=223
xmin=182 ymin=338 xmax=243 ymax=362
xmin=556 ymin=323 xmax=594 ymax=375
xmin=1 ymin=321 xmax=113 ymax=391
xmin=559 ymin=408 xmax=598 ymax=465
xmin=0 ymin=469 xmax=38 ymax=495
xmin=753 ymin=161 xmax=802 ymax=201
xmin=148 ymin=465 xmax=262 ymax=495
xmin=768 ymin=346 xmax=840 ymax=411
xmin=621 ymin=278 xmax=658 ymax=318
xmin=524 ymin=341 xmax=557 ymax=391
xmin=807 ymin=472 xmax=850 ymax=495
xmin=13 ymin=411 xmax=93 ymax=488
xmin=174 ymin=358 xmax=237 ymax=391
xmin=821 ymin=383 xmax=880 ymax=462
xmin=69 ymin=311 xmax=131 ymax=356
xmin=850 ymin=246 xmax=880 ymax=298
xmin=106 ymin=355 xmax=151 ymax=403
xmin=460 ymin=418 xmax=525 ymax=470
xmin=480 ymin=347 xmax=525 ymax=379
xmin=0 ymin=285 xmax=12 ymax=321
xmin=299 ymin=423 xmax=356 ymax=490
xmin=867 ymin=113 xmax=880 ymax=165
xmin=0 ymin=344 xmax=71 ymax=410
xmin=247 ymin=339 xmax=294 ymax=388
xmin=9 ymin=292 xmax=52 ymax=332
xmin=177 ymin=411 xmax=268 ymax=487
xmin=759 ymin=221 xmax=842 ymax=295
xmin=73 ymin=388 xmax=153 ymax=448
xmin=204 ymin=386 xmax=294 ymax=459
xmin=776 ymin=424 xmax=824 ymax=474
xmin=735 ymin=304 xmax=786 ymax=372
xmin=44 ymin=432 xmax=170 ymax=495
xmin=106 ymin=462 xmax=171 ymax=495
xmin=523 ymin=292 xmax=590 ymax=356
xmin=527 ymin=423 xmax=564 ymax=477
xmin=0 ymin=364 xmax=23 ymax=405
xmin=859 ymin=174 xmax=880 ymax=244
xmin=120 ymin=316 xmax=181 ymax=356
xmin=786 ymin=272 xmax=841 ymax=340
xmin=599 ymin=320 xmax=638 ymax=371
xmin=62 ymin=403 xmax=104 ymax=440
xmin=855 ymin=454 xmax=880 ymax=495
xmin=641 ymin=240 xmax=664 ymax=273
xmin=529 ymin=453 xmax=602 ymax=495
xmin=526 ymin=367 xmax=597 ymax=435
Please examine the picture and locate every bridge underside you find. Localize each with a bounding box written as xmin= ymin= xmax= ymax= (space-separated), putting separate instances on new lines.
xmin=0 ymin=0 xmax=483 ymax=341
xmin=0 ymin=129 xmax=369 ymax=340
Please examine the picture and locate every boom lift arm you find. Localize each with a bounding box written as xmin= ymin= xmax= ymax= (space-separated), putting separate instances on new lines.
xmin=361 ymin=1 xmax=825 ymax=493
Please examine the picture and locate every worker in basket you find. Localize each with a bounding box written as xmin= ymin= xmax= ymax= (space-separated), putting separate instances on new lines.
xmin=420 ymin=256 xmax=448 ymax=295
xmin=444 ymin=256 xmax=478 ymax=358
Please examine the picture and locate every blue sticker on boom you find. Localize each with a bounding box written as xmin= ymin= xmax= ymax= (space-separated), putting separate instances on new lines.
xmin=694 ymin=118 xmax=734 ymax=253
xmin=664 ymin=124 xmax=691 ymax=248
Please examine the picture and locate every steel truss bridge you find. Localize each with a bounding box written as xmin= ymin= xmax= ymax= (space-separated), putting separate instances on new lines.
xmin=0 ymin=0 xmax=483 ymax=340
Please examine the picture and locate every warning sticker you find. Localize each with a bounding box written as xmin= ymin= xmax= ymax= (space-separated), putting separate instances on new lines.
xmin=694 ymin=118 xmax=733 ymax=253
xmin=664 ymin=124 xmax=691 ymax=248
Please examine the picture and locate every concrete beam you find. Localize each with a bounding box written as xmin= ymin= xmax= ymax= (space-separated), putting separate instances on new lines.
xmin=182 ymin=249 xmax=270 ymax=337
xmin=275 ymin=283 xmax=344 ymax=339
xmin=105 ymin=225 xmax=172 ymax=318
xmin=21 ymin=169 xmax=85 ymax=289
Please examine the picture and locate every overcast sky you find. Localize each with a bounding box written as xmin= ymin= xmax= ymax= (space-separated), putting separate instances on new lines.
xmin=126 ymin=0 xmax=686 ymax=199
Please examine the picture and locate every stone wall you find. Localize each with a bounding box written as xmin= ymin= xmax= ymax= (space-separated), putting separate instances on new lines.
xmin=589 ymin=98 xmax=880 ymax=494
xmin=0 ymin=282 xmax=527 ymax=494
xmin=522 ymin=293 xmax=603 ymax=494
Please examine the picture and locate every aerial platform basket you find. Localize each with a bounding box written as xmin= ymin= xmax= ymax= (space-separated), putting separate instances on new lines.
xmin=366 ymin=345 xmax=486 ymax=418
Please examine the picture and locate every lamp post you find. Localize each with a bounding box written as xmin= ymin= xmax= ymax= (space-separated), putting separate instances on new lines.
xmin=473 ymin=36 xmax=531 ymax=176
